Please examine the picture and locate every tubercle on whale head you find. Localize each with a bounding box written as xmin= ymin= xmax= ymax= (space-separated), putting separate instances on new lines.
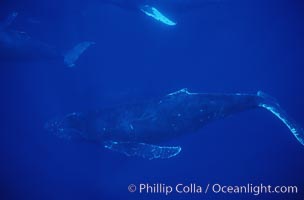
xmin=44 ymin=112 xmax=86 ymax=140
xmin=44 ymin=119 xmax=60 ymax=134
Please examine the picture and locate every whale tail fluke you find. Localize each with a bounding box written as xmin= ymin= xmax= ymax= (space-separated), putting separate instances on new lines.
xmin=63 ymin=41 xmax=95 ymax=67
xmin=257 ymin=91 xmax=304 ymax=146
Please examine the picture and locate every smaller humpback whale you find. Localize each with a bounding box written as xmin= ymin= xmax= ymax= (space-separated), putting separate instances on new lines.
xmin=99 ymin=0 xmax=176 ymax=25
xmin=46 ymin=89 xmax=304 ymax=160
xmin=0 ymin=12 xmax=95 ymax=67
xmin=99 ymin=0 xmax=217 ymax=26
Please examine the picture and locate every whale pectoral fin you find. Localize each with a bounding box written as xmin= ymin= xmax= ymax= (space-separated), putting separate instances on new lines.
xmin=64 ymin=41 xmax=95 ymax=67
xmin=104 ymin=141 xmax=181 ymax=160
xmin=139 ymin=5 xmax=176 ymax=26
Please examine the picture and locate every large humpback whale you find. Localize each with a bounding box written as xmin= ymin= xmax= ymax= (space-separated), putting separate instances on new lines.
xmin=100 ymin=0 xmax=217 ymax=26
xmin=46 ymin=88 xmax=304 ymax=159
xmin=0 ymin=12 xmax=95 ymax=67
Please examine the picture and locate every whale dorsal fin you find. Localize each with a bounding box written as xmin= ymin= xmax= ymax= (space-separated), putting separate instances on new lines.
xmin=0 ymin=11 xmax=18 ymax=30
xmin=167 ymin=88 xmax=191 ymax=96
xmin=139 ymin=5 xmax=176 ymax=26
xmin=104 ymin=141 xmax=181 ymax=160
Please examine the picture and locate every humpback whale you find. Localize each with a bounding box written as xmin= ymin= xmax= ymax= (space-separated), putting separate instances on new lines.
xmin=46 ymin=88 xmax=304 ymax=159
xmin=0 ymin=12 xmax=95 ymax=67
xmin=100 ymin=0 xmax=217 ymax=26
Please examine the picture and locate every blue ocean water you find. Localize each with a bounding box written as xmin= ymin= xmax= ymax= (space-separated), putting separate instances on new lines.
xmin=1 ymin=0 xmax=303 ymax=199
